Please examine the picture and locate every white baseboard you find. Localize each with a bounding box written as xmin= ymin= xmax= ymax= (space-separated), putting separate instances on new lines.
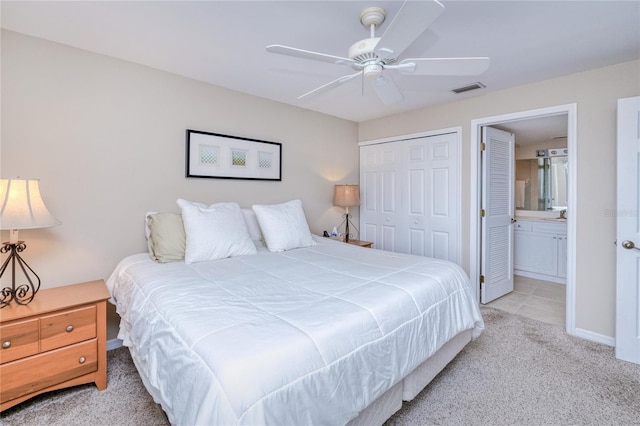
xmin=107 ymin=338 xmax=124 ymax=351
xmin=574 ymin=327 xmax=615 ymax=347
xmin=514 ymin=270 xmax=566 ymax=284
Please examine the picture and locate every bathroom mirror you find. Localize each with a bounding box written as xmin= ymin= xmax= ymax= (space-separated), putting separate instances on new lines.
xmin=515 ymin=156 xmax=568 ymax=211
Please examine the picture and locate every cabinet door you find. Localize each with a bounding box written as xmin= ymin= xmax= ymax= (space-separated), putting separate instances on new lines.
xmin=557 ymin=234 xmax=567 ymax=278
xmin=514 ymin=231 xmax=558 ymax=276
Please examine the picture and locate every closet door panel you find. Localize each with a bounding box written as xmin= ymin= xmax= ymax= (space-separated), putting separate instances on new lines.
xmin=427 ymin=134 xmax=459 ymax=262
xmin=431 ymin=168 xmax=449 ymax=216
xmin=382 ymin=225 xmax=398 ymax=252
xmin=360 ymin=132 xmax=459 ymax=263
xmin=409 ymin=169 xmax=425 ymax=215
xmin=409 ymin=228 xmax=426 ymax=256
xmin=363 ymin=171 xmax=377 ymax=213
xmin=432 ymin=231 xmax=450 ymax=260
xmin=382 ymin=171 xmax=397 ymax=213
xmin=360 ymin=143 xmax=402 ymax=250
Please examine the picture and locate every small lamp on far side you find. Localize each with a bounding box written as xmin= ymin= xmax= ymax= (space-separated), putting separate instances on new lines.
xmin=0 ymin=178 xmax=60 ymax=307
xmin=333 ymin=184 xmax=360 ymax=243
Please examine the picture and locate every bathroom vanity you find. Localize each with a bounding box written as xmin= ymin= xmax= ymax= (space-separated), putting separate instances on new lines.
xmin=514 ymin=218 xmax=567 ymax=284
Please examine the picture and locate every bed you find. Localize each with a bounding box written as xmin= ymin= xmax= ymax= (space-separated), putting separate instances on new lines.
xmin=107 ymin=200 xmax=483 ymax=425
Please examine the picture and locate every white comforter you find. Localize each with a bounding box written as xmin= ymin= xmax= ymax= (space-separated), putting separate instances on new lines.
xmin=107 ymin=236 xmax=483 ymax=426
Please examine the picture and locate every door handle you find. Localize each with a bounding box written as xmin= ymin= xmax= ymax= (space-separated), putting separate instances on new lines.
xmin=622 ymin=240 xmax=640 ymax=250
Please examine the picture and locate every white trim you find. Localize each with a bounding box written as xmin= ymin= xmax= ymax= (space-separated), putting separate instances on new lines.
xmin=574 ymin=328 xmax=615 ymax=347
xmin=359 ymin=127 xmax=463 ymax=266
xmin=358 ymin=127 xmax=462 ymax=147
xmin=470 ymin=104 xmax=578 ymax=337
xmin=514 ymin=271 xmax=566 ymax=285
xmin=107 ymin=338 xmax=123 ymax=351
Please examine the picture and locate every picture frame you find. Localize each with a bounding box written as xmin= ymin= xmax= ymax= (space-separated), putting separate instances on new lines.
xmin=186 ymin=129 xmax=282 ymax=181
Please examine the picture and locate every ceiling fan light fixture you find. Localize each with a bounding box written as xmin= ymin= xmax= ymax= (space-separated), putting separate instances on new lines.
xmin=363 ymin=63 xmax=383 ymax=79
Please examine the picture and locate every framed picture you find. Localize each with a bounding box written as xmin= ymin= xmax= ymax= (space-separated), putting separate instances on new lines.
xmin=186 ymin=129 xmax=282 ymax=181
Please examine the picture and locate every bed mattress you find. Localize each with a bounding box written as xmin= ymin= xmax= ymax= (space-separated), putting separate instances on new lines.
xmin=107 ymin=236 xmax=483 ymax=425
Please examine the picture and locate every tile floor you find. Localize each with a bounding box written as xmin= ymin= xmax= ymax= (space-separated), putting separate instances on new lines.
xmin=484 ymin=275 xmax=566 ymax=326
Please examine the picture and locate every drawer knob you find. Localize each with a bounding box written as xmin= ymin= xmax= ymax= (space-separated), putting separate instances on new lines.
xmin=66 ymin=325 xmax=74 ymax=332
xmin=79 ymin=356 xmax=86 ymax=364
xmin=2 ymin=341 xmax=11 ymax=349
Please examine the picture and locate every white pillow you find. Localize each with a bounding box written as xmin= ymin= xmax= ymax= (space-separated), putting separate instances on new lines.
xmin=176 ymin=199 xmax=256 ymax=264
xmin=241 ymin=208 xmax=263 ymax=243
xmin=252 ymin=199 xmax=315 ymax=252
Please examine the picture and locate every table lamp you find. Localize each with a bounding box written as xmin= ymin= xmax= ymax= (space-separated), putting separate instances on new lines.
xmin=0 ymin=178 xmax=60 ymax=307
xmin=333 ymin=184 xmax=360 ymax=243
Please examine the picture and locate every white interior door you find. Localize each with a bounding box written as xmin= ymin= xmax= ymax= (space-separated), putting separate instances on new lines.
xmin=616 ymin=96 xmax=640 ymax=365
xmin=481 ymin=126 xmax=515 ymax=304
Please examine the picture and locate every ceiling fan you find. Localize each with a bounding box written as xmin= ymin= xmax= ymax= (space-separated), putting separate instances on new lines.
xmin=266 ymin=0 xmax=490 ymax=105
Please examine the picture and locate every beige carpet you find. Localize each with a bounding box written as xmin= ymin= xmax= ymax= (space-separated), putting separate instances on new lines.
xmin=2 ymin=307 xmax=639 ymax=425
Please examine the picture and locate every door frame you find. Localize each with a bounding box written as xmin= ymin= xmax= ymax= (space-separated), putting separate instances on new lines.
xmin=470 ymin=104 xmax=577 ymax=335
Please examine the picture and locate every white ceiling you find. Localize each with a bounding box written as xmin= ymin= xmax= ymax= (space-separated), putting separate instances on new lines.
xmin=495 ymin=114 xmax=568 ymax=147
xmin=1 ymin=0 xmax=639 ymax=126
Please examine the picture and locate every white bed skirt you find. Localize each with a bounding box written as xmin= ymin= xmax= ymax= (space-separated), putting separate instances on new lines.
xmin=347 ymin=328 xmax=473 ymax=426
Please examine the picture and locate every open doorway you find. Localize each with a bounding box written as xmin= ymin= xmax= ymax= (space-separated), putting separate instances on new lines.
xmin=470 ymin=104 xmax=577 ymax=335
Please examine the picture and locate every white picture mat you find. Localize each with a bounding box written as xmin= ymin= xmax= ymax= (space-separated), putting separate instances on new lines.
xmin=187 ymin=130 xmax=281 ymax=180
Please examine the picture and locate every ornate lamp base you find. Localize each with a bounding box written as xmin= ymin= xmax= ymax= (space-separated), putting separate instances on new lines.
xmin=0 ymin=241 xmax=40 ymax=307
xmin=340 ymin=213 xmax=359 ymax=243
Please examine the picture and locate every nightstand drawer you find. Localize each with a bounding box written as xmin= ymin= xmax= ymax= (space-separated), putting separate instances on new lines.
xmin=40 ymin=305 xmax=96 ymax=352
xmin=0 ymin=339 xmax=98 ymax=404
xmin=0 ymin=319 xmax=39 ymax=364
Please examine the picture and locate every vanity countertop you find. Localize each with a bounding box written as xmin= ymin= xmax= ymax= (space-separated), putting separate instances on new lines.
xmin=515 ymin=215 xmax=567 ymax=223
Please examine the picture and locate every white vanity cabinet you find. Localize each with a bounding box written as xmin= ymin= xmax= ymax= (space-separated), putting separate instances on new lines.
xmin=514 ymin=220 xmax=567 ymax=283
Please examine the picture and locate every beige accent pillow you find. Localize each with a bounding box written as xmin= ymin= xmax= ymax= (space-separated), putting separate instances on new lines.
xmin=146 ymin=213 xmax=186 ymax=263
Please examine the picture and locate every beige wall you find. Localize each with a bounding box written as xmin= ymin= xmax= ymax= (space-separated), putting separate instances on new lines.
xmin=1 ymin=31 xmax=359 ymax=339
xmin=4 ymin=28 xmax=639 ymax=342
xmin=359 ymin=60 xmax=640 ymax=339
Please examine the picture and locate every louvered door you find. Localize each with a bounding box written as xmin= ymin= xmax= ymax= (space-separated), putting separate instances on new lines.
xmin=480 ymin=126 xmax=515 ymax=304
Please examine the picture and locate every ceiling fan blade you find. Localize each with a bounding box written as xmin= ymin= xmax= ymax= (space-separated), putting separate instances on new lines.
xmin=399 ymin=57 xmax=490 ymax=75
xmin=266 ymin=45 xmax=355 ymax=67
xmin=298 ymin=71 xmax=362 ymax=100
xmin=375 ymin=0 xmax=444 ymax=60
xmin=373 ymin=75 xmax=404 ymax=105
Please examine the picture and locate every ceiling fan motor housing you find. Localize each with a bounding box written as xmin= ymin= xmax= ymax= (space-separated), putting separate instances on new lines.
xmin=348 ymin=37 xmax=380 ymax=62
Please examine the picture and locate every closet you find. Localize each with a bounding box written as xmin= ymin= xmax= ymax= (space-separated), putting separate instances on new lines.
xmin=359 ymin=131 xmax=461 ymax=264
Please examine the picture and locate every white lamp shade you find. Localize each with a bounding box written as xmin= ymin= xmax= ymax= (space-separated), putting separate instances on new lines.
xmin=333 ymin=184 xmax=360 ymax=207
xmin=0 ymin=178 xmax=61 ymax=230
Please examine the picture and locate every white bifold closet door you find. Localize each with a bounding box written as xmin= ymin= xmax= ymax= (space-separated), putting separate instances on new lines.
xmin=360 ymin=132 xmax=460 ymax=263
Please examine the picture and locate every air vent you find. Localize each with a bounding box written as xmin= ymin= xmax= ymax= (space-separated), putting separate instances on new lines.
xmin=451 ymin=82 xmax=485 ymax=94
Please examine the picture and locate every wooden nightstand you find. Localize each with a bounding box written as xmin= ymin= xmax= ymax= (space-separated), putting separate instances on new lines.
xmin=329 ymin=236 xmax=373 ymax=248
xmin=345 ymin=239 xmax=373 ymax=248
xmin=0 ymin=279 xmax=110 ymax=411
